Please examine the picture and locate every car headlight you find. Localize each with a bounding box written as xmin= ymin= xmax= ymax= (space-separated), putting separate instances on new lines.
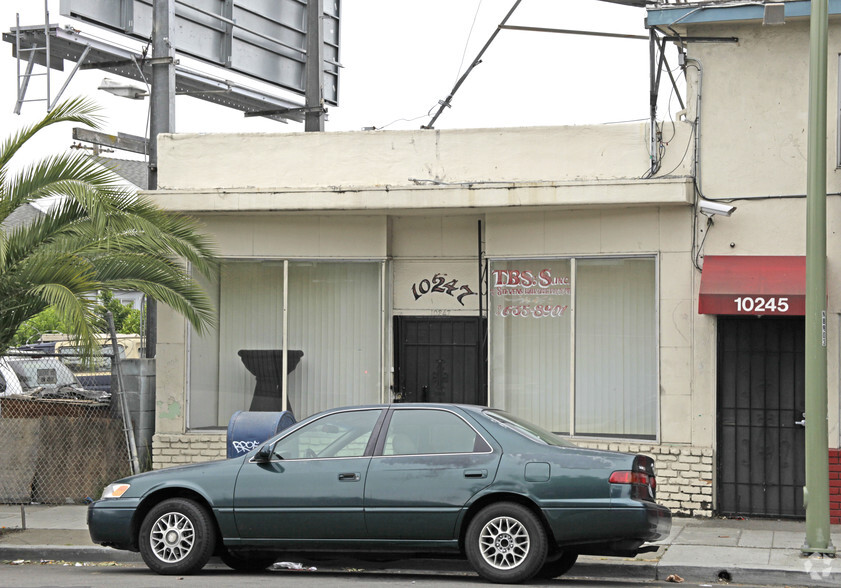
xmin=101 ymin=483 xmax=131 ymax=499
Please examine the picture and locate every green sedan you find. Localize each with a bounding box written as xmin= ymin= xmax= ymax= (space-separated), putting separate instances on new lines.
xmin=88 ymin=403 xmax=671 ymax=583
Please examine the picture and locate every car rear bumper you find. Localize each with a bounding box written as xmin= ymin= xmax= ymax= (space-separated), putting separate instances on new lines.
xmin=87 ymin=499 xmax=139 ymax=551
xmin=545 ymin=500 xmax=671 ymax=557
xmin=582 ymin=501 xmax=671 ymax=557
xmin=609 ymin=499 xmax=671 ymax=540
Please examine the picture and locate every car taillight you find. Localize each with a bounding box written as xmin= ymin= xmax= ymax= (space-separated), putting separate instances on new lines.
xmin=609 ymin=471 xmax=651 ymax=485
xmin=609 ymin=470 xmax=657 ymax=499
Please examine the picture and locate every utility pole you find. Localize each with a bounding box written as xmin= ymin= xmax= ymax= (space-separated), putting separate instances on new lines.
xmin=305 ymin=0 xmax=325 ymax=132
xmin=802 ymin=0 xmax=835 ymax=556
xmin=145 ymin=0 xmax=176 ymax=359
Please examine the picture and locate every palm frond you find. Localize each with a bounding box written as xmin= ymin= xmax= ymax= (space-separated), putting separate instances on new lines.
xmin=1 ymin=98 xmax=219 ymax=354
xmin=2 ymin=152 xmax=126 ymax=214
xmin=0 ymin=97 xmax=104 ymax=172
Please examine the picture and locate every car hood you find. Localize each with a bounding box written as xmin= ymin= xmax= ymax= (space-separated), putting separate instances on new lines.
xmin=114 ymin=457 xmax=244 ymax=497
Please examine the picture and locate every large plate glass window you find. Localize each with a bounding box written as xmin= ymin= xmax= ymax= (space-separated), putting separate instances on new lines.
xmin=489 ymin=256 xmax=656 ymax=440
xmin=188 ymin=260 xmax=383 ymax=429
xmin=574 ymin=258 xmax=656 ymax=439
xmin=489 ymin=260 xmax=572 ymax=434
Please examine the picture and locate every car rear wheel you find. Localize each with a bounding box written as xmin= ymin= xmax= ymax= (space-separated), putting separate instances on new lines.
xmin=535 ymin=551 xmax=578 ymax=578
xmin=220 ymin=549 xmax=277 ymax=571
xmin=465 ymin=502 xmax=547 ymax=583
xmin=139 ymin=498 xmax=216 ymax=575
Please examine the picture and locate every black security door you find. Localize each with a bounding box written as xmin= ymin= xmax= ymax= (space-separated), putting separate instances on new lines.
xmin=394 ymin=316 xmax=487 ymax=405
xmin=717 ymin=316 xmax=806 ymax=518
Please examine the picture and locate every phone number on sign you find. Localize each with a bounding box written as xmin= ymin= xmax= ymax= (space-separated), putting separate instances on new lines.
xmin=496 ymin=304 xmax=569 ymax=318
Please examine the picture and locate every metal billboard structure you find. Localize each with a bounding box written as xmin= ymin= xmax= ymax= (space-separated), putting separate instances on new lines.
xmin=59 ymin=0 xmax=340 ymax=105
xmin=4 ymin=23 xmax=307 ymax=122
xmin=6 ymin=0 xmax=341 ymax=358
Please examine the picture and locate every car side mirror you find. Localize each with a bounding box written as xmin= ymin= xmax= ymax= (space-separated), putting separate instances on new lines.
xmin=253 ymin=443 xmax=274 ymax=463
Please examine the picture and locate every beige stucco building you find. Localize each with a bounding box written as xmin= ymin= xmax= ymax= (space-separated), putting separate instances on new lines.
xmin=147 ymin=1 xmax=841 ymax=520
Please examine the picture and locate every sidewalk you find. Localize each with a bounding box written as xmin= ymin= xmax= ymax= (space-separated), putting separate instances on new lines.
xmin=1 ymin=504 xmax=840 ymax=586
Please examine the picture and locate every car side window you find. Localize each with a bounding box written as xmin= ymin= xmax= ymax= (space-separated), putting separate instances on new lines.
xmin=383 ymin=409 xmax=491 ymax=456
xmin=271 ymin=409 xmax=381 ymax=460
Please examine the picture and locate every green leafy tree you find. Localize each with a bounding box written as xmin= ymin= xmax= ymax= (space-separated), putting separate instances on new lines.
xmin=0 ymin=98 xmax=218 ymax=356
xmin=96 ymin=290 xmax=142 ymax=335
xmin=11 ymin=306 xmax=71 ymax=347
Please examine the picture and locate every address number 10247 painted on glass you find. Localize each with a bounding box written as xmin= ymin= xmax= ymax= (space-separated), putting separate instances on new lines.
xmin=734 ymin=296 xmax=789 ymax=313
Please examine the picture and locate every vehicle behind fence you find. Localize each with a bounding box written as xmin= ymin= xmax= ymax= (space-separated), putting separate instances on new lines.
xmin=0 ymin=352 xmax=131 ymax=505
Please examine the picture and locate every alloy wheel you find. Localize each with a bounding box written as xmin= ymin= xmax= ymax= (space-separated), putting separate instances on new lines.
xmin=149 ymin=511 xmax=195 ymax=563
xmin=478 ymin=515 xmax=530 ymax=570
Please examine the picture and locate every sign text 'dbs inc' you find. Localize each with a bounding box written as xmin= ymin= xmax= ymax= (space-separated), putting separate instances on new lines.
xmin=491 ymin=268 xmax=570 ymax=320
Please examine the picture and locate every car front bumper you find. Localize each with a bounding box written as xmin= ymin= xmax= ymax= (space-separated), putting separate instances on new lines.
xmin=87 ymin=499 xmax=140 ymax=551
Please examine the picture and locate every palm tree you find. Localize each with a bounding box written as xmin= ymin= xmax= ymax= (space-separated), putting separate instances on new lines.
xmin=0 ymin=97 xmax=218 ymax=355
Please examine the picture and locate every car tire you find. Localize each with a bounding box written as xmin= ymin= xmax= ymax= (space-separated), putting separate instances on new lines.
xmin=465 ymin=502 xmax=548 ymax=584
xmin=220 ymin=549 xmax=277 ymax=571
xmin=138 ymin=498 xmax=216 ymax=575
xmin=535 ymin=551 xmax=578 ymax=578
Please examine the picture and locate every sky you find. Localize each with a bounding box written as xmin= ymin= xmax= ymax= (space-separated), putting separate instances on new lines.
xmin=0 ymin=1 xmax=668 ymax=173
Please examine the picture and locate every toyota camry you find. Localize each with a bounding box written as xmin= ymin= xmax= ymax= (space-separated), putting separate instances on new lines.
xmin=88 ymin=403 xmax=671 ymax=583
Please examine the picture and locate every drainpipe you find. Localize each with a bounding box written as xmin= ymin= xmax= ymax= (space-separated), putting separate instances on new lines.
xmin=802 ymin=0 xmax=835 ymax=556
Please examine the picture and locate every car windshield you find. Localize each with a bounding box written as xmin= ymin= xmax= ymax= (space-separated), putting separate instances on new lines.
xmin=483 ymin=409 xmax=577 ymax=447
xmin=7 ymin=358 xmax=80 ymax=389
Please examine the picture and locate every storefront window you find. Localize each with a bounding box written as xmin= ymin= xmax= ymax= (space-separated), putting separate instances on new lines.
xmin=188 ymin=260 xmax=383 ymax=429
xmin=287 ymin=262 xmax=382 ymax=418
xmin=489 ymin=260 xmax=572 ymax=434
xmin=574 ymin=258 xmax=657 ymax=439
xmin=489 ymin=257 xmax=657 ymax=440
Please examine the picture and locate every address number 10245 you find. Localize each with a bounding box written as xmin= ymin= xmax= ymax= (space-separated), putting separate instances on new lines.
xmin=734 ymin=296 xmax=789 ymax=313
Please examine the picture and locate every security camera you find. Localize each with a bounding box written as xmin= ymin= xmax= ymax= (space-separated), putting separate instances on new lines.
xmin=698 ymin=199 xmax=736 ymax=217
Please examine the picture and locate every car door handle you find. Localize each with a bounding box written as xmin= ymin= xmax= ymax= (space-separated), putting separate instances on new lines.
xmin=464 ymin=469 xmax=487 ymax=479
xmin=338 ymin=473 xmax=360 ymax=482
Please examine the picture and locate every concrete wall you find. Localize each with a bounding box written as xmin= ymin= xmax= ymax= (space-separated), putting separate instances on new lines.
xmin=148 ymin=117 xmax=767 ymax=518
xmin=677 ymin=15 xmax=841 ymax=447
xmin=157 ymin=124 xmax=692 ymax=191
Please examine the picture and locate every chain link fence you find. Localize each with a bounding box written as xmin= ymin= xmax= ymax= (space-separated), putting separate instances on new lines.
xmin=0 ymin=351 xmax=131 ymax=505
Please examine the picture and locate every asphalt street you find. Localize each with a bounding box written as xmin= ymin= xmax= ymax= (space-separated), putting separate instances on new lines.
xmin=0 ymin=560 xmax=809 ymax=588
xmin=2 ymin=505 xmax=841 ymax=586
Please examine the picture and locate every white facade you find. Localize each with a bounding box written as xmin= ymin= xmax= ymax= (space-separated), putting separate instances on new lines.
xmin=147 ymin=3 xmax=841 ymax=518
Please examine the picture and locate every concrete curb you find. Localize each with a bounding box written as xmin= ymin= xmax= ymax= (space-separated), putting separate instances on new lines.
xmin=1 ymin=543 xmax=838 ymax=587
xmin=0 ymin=544 xmax=143 ymax=564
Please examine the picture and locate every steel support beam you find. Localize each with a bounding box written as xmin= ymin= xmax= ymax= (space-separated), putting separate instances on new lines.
xmin=305 ymin=0 xmax=325 ymax=132
xmin=145 ymin=0 xmax=177 ymax=359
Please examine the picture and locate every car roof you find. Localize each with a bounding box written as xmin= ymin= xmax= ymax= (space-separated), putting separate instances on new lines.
xmin=320 ymin=403 xmax=489 ymax=415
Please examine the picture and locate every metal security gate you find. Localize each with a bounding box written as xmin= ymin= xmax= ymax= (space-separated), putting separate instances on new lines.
xmin=394 ymin=317 xmax=487 ymax=405
xmin=716 ymin=316 xmax=806 ymax=518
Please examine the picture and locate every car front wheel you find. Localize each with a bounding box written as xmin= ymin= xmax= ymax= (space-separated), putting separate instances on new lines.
xmin=139 ymin=498 xmax=216 ymax=575
xmin=465 ymin=502 xmax=548 ymax=583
